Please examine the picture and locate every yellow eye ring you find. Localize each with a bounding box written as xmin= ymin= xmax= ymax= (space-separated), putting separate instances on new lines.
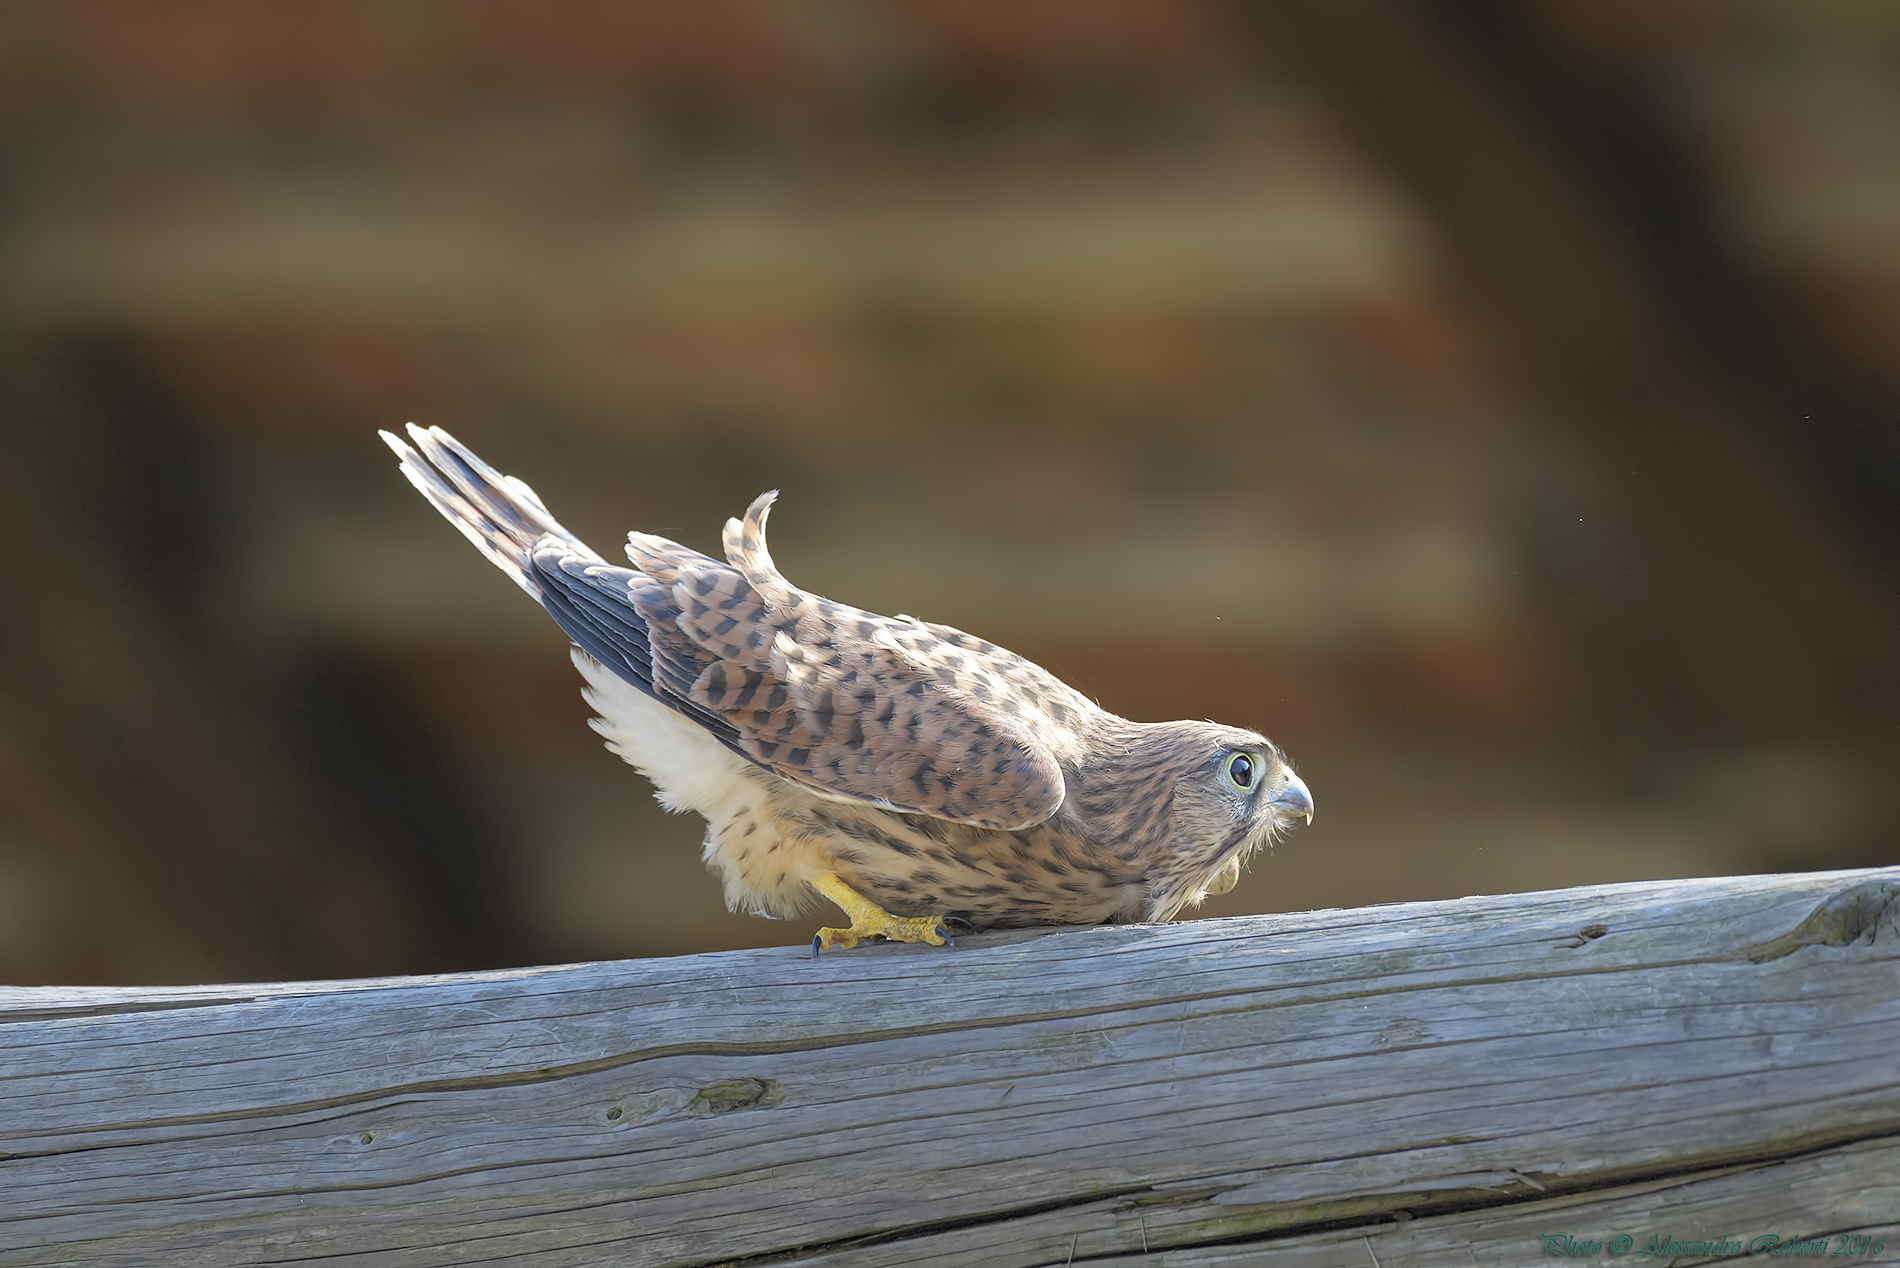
xmin=1225 ymin=751 xmax=1258 ymax=793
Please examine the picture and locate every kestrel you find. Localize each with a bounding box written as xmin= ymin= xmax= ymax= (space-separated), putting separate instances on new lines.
xmin=384 ymin=426 xmax=1313 ymax=953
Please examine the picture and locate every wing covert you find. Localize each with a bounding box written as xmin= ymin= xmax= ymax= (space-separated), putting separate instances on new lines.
xmin=628 ymin=493 xmax=1074 ymax=830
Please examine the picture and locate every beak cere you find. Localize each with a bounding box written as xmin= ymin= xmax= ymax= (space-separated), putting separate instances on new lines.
xmin=1268 ymin=771 xmax=1314 ymax=825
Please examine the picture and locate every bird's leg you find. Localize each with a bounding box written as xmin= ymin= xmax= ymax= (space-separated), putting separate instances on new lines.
xmin=808 ymin=872 xmax=953 ymax=955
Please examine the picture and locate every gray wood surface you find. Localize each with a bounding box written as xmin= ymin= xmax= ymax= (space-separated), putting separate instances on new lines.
xmin=2 ymin=868 xmax=1896 ymax=1267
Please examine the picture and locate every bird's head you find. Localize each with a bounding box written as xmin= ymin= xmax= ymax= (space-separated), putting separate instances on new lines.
xmin=1168 ymin=721 xmax=1312 ymax=852
xmin=1076 ymin=718 xmax=1312 ymax=918
xmin=1079 ymin=720 xmax=1312 ymax=850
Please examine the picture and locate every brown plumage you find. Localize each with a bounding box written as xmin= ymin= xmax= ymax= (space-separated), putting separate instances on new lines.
xmin=383 ymin=425 xmax=1312 ymax=947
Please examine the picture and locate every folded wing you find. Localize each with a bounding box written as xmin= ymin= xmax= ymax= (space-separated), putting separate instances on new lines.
xmin=385 ymin=425 xmax=1079 ymax=830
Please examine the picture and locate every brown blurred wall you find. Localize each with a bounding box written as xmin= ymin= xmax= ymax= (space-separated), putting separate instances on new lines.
xmin=0 ymin=0 xmax=1893 ymax=984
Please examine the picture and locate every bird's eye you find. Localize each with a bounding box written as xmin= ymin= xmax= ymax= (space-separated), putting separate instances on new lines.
xmin=1225 ymin=752 xmax=1256 ymax=792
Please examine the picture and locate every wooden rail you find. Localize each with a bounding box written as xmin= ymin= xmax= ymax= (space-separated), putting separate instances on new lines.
xmin=3 ymin=868 xmax=1896 ymax=1266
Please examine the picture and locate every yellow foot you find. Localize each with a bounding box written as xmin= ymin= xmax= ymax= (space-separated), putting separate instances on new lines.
xmin=808 ymin=872 xmax=954 ymax=957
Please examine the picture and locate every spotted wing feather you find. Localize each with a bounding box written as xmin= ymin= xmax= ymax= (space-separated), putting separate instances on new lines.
xmin=634 ymin=492 xmax=1091 ymax=830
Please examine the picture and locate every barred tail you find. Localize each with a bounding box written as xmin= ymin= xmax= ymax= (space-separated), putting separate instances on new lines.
xmin=382 ymin=424 xmax=691 ymax=725
xmin=379 ymin=423 xmax=601 ymax=598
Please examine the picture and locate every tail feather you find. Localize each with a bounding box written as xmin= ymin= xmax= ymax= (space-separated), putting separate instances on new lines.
xmin=379 ymin=424 xmax=599 ymax=598
xmin=384 ymin=425 xmax=740 ymax=743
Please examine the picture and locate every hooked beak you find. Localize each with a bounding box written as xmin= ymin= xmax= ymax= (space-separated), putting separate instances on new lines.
xmin=1268 ymin=772 xmax=1314 ymax=825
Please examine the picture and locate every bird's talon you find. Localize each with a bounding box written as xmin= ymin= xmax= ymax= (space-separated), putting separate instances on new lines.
xmin=808 ymin=873 xmax=956 ymax=953
xmin=810 ymin=933 xmax=823 ymax=959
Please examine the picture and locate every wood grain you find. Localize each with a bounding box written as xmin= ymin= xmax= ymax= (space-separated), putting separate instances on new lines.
xmin=2 ymin=869 xmax=1896 ymax=1266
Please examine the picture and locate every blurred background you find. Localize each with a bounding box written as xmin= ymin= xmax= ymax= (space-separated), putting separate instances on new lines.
xmin=0 ymin=0 xmax=1895 ymax=985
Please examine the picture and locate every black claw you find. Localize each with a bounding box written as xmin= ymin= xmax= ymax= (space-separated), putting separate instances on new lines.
xmin=810 ymin=934 xmax=823 ymax=959
xmin=935 ymin=922 xmax=956 ymax=950
xmin=943 ymin=915 xmax=976 ymax=932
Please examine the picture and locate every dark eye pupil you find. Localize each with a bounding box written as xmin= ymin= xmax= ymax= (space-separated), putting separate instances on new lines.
xmin=1229 ymin=754 xmax=1253 ymax=788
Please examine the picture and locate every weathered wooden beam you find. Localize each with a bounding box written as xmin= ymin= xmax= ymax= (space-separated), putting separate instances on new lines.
xmin=3 ymin=868 xmax=1894 ymax=1266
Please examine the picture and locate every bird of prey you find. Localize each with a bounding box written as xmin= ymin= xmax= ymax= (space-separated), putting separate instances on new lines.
xmin=383 ymin=425 xmax=1312 ymax=953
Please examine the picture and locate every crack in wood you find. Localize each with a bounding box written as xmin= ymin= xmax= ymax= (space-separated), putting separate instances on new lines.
xmin=0 ymin=997 xmax=269 ymax=1023
xmin=675 ymin=1125 xmax=1900 ymax=1268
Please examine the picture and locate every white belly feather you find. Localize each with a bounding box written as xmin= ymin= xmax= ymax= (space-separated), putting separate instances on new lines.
xmin=572 ymin=650 xmax=828 ymax=919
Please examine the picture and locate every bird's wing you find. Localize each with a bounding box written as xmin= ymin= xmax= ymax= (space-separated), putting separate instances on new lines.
xmin=385 ymin=425 xmax=1082 ymax=830
xmin=622 ymin=492 xmax=1087 ymax=831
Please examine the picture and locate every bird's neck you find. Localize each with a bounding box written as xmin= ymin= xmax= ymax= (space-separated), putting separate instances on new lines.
xmin=1056 ymin=718 xmax=1196 ymax=852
